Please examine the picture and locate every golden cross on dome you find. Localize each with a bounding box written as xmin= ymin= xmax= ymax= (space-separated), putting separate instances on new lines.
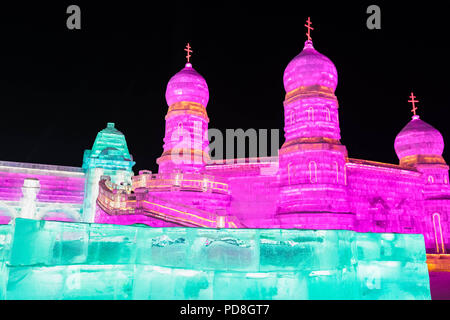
xmin=408 ymin=92 xmax=419 ymax=116
xmin=305 ymin=17 xmax=314 ymax=41
xmin=184 ymin=43 xmax=193 ymax=63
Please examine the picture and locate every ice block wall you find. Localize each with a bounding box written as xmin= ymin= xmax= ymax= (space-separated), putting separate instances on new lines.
xmin=0 ymin=219 xmax=430 ymax=299
xmin=0 ymin=225 xmax=12 ymax=299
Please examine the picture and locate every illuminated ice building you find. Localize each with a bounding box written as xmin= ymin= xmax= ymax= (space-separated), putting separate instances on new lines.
xmin=0 ymin=23 xmax=447 ymax=299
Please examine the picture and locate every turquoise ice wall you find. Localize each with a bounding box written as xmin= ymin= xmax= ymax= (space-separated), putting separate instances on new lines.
xmin=0 ymin=225 xmax=12 ymax=299
xmin=0 ymin=219 xmax=430 ymax=299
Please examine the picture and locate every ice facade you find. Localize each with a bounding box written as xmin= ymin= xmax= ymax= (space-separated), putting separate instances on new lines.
xmin=0 ymin=36 xmax=446 ymax=299
xmin=0 ymin=219 xmax=430 ymax=299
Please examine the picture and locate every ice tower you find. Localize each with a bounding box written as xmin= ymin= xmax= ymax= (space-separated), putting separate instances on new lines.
xmin=394 ymin=94 xmax=448 ymax=180
xmin=277 ymin=20 xmax=352 ymax=229
xmin=82 ymin=123 xmax=135 ymax=222
xmin=394 ymin=94 xmax=450 ymax=253
xmin=157 ymin=43 xmax=210 ymax=173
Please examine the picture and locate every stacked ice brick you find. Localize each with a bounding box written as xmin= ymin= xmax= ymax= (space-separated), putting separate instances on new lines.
xmin=0 ymin=218 xmax=430 ymax=299
xmin=0 ymin=225 xmax=12 ymax=299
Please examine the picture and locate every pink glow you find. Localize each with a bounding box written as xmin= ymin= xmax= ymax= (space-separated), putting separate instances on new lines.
xmin=433 ymin=213 xmax=445 ymax=254
xmin=283 ymin=40 xmax=338 ymax=92
xmin=1 ymin=35 xmax=450 ymax=259
xmin=0 ymin=216 xmax=11 ymax=224
xmin=95 ymin=177 xmax=240 ymax=228
xmin=69 ymin=42 xmax=450 ymax=259
xmin=0 ymin=171 xmax=85 ymax=204
xmin=394 ymin=115 xmax=444 ymax=160
xmin=158 ymin=57 xmax=210 ymax=173
xmin=165 ymin=63 xmax=209 ymax=107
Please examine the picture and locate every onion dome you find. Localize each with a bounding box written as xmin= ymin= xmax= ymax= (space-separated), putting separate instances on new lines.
xmin=283 ymin=40 xmax=338 ymax=92
xmin=165 ymin=62 xmax=209 ymax=107
xmin=394 ymin=115 xmax=444 ymax=160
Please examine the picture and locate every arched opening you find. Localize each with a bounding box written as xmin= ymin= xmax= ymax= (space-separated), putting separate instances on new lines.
xmin=289 ymin=112 xmax=295 ymax=126
xmin=177 ymin=122 xmax=183 ymax=137
xmin=344 ymin=165 xmax=347 ymax=185
xmin=309 ymin=161 xmax=317 ymax=183
xmin=287 ymin=162 xmax=293 ymax=185
xmin=326 ymin=107 xmax=331 ymax=122
xmin=432 ymin=213 xmax=445 ymax=254
xmin=428 ymin=176 xmax=434 ymax=184
xmin=307 ymin=107 xmax=314 ymax=122
xmin=334 ymin=161 xmax=339 ymax=183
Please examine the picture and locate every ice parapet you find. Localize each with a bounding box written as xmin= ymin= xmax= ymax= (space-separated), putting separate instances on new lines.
xmin=1 ymin=219 xmax=431 ymax=299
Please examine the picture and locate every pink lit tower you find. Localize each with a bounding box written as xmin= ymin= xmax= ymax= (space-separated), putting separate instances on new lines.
xmin=277 ymin=18 xmax=353 ymax=229
xmin=157 ymin=43 xmax=211 ymax=173
xmin=394 ymin=93 xmax=450 ymax=252
xmin=394 ymin=93 xmax=448 ymax=188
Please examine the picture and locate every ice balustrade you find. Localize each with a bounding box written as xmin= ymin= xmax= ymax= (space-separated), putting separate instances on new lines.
xmin=131 ymin=170 xmax=229 ymax=194
xmin=97 ymin=177 xmax=240 ymax=228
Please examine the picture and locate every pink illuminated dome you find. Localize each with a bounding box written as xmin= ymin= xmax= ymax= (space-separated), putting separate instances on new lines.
xmin=394 ymin=115 xmax=444 ymax=160
xmin=165 ymin=62 xmax=209 ymax=107
xmin=283 ymin=40 xmax=338 ymax=92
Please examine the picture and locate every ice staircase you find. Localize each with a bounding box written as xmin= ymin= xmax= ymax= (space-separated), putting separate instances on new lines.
xmin=96 ymin=178 xmax=242 ymax=228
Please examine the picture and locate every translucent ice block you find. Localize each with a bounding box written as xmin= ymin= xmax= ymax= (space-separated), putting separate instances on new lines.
xmin=1 ymin=219 xmax=431 ymax=300
xmin=0 ymin=225 xmax=12 ymax=300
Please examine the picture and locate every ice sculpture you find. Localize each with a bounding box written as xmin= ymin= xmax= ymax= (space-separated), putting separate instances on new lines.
xmin=0 ymin=219 xmax=430 ymax=300
xmin=82 ymin=122 xmax=135 ymax=223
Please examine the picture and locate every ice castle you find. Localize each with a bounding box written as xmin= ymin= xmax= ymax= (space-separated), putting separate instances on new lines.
xmin=0 ymin=22 xmax=446 ymax=299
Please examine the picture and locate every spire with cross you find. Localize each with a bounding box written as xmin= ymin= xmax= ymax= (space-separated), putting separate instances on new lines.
xmin=305 ymin=17 xmax=314 ymax=41
xmin=408 ymin=92 xmax=419 ymax=118
xmin=184 ymin=43 xmax=193 ymax=63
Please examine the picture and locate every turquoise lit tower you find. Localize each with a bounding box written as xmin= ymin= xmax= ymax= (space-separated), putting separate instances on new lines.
xmin=82 ymin=123 xmax=135 ymax=223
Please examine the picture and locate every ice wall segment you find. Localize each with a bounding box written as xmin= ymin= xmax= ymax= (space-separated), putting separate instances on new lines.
xmin=0 ymin=224 xmax=12 ymax=300
xmin=0 ymin=161 xmax=85 ymax=224
xmin=1 ymin=37 xmax=450 ymax=256
xmin=0 ymin=219 xmax=430 ymax=300
xmin=0 ymin=29 xmax=449 ymax=297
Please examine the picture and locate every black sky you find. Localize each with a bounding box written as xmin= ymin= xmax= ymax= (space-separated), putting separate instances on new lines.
xmin=0 ymin=1 xmax=449 ymax=173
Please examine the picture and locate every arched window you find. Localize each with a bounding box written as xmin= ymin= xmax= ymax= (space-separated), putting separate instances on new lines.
xmin=433 ymin=213 xmax=445 ymax=254
xmin=202 ymin=178 xmax=208 ymax=192
xmin=307 ymin=107 xmax=314 ymax=122
xmin=194 ymin=121 xmax=202 ymax=135
xmin=334 ymin=161 xmax=339 ymax=183
xmin=326 ymin=107 xmax=331 ymax=122
xmin=309 ymin=161 xmax=317 ymax=183
xmin=287 ymin=162 xmax=293 ymax=185
xmin=177 ymin=122 xmax=183 ymax=136
xmin=428 ymin=175 xmax=434 ymax=184
xmin=290 ymin=112 xmax=295 ymax=125
xmin=344 ymin=164 xmax=347 ymax=185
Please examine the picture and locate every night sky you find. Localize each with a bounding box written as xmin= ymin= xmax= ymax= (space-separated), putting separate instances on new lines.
xmin=0 ymin=1 xmax=449 ymax=173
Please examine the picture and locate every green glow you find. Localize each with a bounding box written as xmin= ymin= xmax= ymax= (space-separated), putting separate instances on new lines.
xmin=0 ymin=219 xmax=431 ymax=300
xmin=81 ymin=123 xmax=135 ymax=223
xmin=0 ymin=225 xmax=12 ymax=300
xmin=82 ymin=122 xmax=134 ymax=172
